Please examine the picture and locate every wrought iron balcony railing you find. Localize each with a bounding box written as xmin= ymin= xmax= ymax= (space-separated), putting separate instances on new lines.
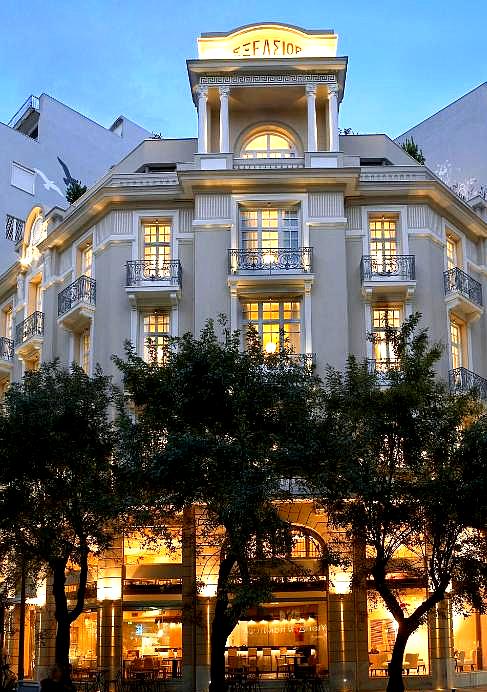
xmin=58 ymin=275 xmax=96 ymax=316
xmin=0 ymin=337 xmax=14 ymax=361
xmin=15 ymin=311 xmax=44 ymax=346
xmin=126 ymin=260 xmax=182 ymax=287
xmin=449 ymin=367 xmax=487 ymax=400
xmin=229 ymin=247 xmax=313 ymax=274
xmin=367 ymin=358 xmax=400 ymax=376
xmin=360 ymin=255 xmax=416 ymax=282
xmin=443 ymin=267 xmax=483 ymax=307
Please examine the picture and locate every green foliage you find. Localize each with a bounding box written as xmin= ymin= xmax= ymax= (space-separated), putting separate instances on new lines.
xmin=65 ymin=179 xmax=87 ymax=204
xmin=0 ymin=362 xmax=128 ymax=673
xmin=401 ymin=136 xmax=425 ymax=164
xmin=114 ymin=318 xmax=321 ymax=690
xmin=303 ymin=314 xmax=487 ymax=692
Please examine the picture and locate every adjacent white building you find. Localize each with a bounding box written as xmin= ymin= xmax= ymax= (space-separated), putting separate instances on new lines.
xmin=0 ymin=93 xmax=150 ymax=272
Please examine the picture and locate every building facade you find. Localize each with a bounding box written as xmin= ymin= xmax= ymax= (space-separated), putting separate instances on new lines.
xmin=2 ymin=23 xmax=487 ymax=692
xmin=0 ymin=93 xmax=150 ymax=273
xmin=396 ymin=82 xmax=487 ymax=202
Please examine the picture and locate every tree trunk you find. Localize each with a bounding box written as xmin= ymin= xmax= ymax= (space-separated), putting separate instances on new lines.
xmin=17 ymin=566 xmax=26 ymax=681
xmin=386 ymin=625 xmax=410 ymax=692
xmin=52 ymin=560 xmax=71 ymax=677
xmin=209 ymin=604 xmax=232 ymax=692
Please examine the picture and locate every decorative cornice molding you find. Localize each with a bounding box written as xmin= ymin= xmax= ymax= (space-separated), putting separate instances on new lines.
xmin=108 ymin=174 xmax=179 ymax=188
xmin=199 ymin=73 xmax=336 ymax=87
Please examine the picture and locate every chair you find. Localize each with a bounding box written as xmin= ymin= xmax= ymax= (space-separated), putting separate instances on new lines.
xmin=403 ymin=653 xmax=419 ymax=674
xmin=369 ymin=652 xmax=388 ymax=676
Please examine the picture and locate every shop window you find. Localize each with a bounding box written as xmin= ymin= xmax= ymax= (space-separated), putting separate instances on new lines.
xmin=123 ymin=609 xmax=182 ymax=679
xmin=368 ymin=589 xmax=429 ymax=675
xmin=70 ymin=611 xmax=97 ymax=671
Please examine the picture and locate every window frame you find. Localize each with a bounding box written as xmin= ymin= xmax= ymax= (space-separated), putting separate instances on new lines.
xmin=141 ymin=310 xmax=171 ymax=363
xmin=241 ymin=131 xmax=297 ymax=159
xmin=241 ymin=299 xmax=302 ymax=354
xmin=371 ymin=305 xmax=403 ymax=364
xmin=239 ymin=206 xmax=300 ymax=250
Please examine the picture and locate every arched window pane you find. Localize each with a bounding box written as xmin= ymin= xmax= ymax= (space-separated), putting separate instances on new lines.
xmin=242 ymin=131 xmax=295 ymax=159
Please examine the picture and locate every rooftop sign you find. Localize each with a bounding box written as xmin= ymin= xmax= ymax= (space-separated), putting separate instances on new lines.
xmin=197 ymin=23 xmax=338 ymax=60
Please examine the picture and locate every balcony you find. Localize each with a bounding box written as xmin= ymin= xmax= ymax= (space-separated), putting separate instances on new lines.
xmin=360 ymin=255 xmax=416 ymax=299
xmin=229 ymin=247 xmax=313 ymax=275
xmin=367 ymin=358 xmax=400 ymax=384
xmin=15 ymin=311 xmax=44 ymax=361
xmin=125 ymin=259 xmax=182 ymax=308
xmin=0 ymin=337 xmax=14 ymax=378
xmin=443 ymin=268 xmax=483 ymax=322
xmin=449 ymin=367 xmax=487 ymax=400
xmin=57 ymin=275 xmax=96 ymax=331
xmin=233 ymin=157 xmax=305 ymax=170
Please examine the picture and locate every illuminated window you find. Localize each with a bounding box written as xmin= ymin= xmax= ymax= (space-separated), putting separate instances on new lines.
xmin=239 ymin=208 xmax=299 ymax=250
xmin=290 ymin=530 xmax=322 ymax=559
xmin=450 ymin=318 xmax=463 ymax=370
xmin=369 ymin=217 xmax=398 ymax=270
xmin=143 ymin=222 xmax=171 ymax=269
xmin=372 ymin=307 xmax=401 ymax=363
xmin=241 ymin=132 xmax=296 ymax=159
xmin=242 ymin=300 xmax=301 ymax=354
xmin=80 ymin=243 xmax=93 ymax=278
xmin=446 ymin=235 xmax=459 ymax=271
xmin=80 ymin=329 xmax=91 ymax=374
xmin=144 ymin=312 xmax=170 ymax=363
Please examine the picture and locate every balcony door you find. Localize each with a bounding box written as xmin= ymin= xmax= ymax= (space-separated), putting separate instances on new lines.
xmin=239 ymin=208 xmax=299 ymax=251
xmin=80 ymin=242 xmax=93 ymax=278
xmin=372 ymin=307 xmax=401 ymax=364
xmin=369 ymin=217 xmax=398 ymax=274
xmin=242 ymin=300 xmax=301 ymax=354
xmin=450 ymin=317 xmax=464 ymax=370
xmin=143 ymin=222 xmax=172 ymax=278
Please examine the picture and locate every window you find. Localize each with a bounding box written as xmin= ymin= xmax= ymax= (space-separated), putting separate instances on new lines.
xmin=143 ymin=312 xmax=170 ymax=363
xmin=239 ymin=208 xmax=299 ymax=250
xmin=143 ymin=222 xmax=171 ymax=269
xmin=369 ymin=217 xmax=398 ymax=271
xmin=80 ymin=243 xmax=93 ymax=278
xmin=290 ymin=530 xmax=322 ymax=559
xmin=242 ymin=300 xmax=301 ymax=354
xmin=11 ymin=162 xmax=35 ymax=195
xmin=80 ymin=329 xmax=91 ymax=374
xmin=446 ymin=234 xmax=459 ymax=270
xmin=241 ymin=132 xmax=295 ymax=159
xmin=372 ymin=307 xmax=401 ymax=363
xmin=3 ymin=307 xmax=12 ymax=341
xmin=450 ymin=318 xmax=464 ymax=370
xmin=28 ymin=280 xmax=42 ymax=314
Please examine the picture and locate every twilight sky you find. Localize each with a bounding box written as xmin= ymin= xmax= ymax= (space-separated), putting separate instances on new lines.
xmin=1 ymin=0 xmax=486 ymax=140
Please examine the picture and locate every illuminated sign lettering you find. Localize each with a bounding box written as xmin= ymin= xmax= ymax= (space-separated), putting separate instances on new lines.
xmin=233 ymin=39 xmax=302 ymax=57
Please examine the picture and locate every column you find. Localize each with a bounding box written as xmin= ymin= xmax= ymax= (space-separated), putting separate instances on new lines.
xmin=218 ymin=86 xmax=230 ymax=153
xmin=428 ymin=598 xmax=454 ymax=691
xmin=97 ymin=539 xmax=123 ymax=682
xmin=197 ymin=85 xmax=208 ymax=154
xmin=306 ymin=84 xmax=317 ymax=152
xmin=328 ymin=85 xmax=340 ymax=151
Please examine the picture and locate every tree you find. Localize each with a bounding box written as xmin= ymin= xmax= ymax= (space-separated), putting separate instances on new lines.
xmin=305 ymin=315 xmax=487 ymax=692
xmin=0 ymin=362 xmax=125 ymax=677
xmin=401 ymin=137 xmax=425 ymax=164
xmin=66 ymin=180 xmax=87 ymax=204
xmin=114 ymin=319 xmax=320 ymax=691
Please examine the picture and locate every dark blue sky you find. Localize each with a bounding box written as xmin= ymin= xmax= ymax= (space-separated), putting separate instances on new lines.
xmin=1 ymin=0 xmax=486 ymax=139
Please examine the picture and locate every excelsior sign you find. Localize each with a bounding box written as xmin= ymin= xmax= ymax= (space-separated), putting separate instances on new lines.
xmin=197 ymin=24 xmax=338 ymax=60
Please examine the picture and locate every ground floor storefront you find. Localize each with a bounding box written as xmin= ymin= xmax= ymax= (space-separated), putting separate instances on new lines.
xmin=4 ymin=503 xmax=487 ymax=691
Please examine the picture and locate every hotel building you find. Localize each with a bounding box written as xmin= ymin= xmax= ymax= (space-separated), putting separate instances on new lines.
xmin=2 ymin=23 xmax=487 ymax=692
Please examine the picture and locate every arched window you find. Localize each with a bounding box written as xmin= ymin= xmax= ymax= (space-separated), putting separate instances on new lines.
xmin=290 ymin=529 xmax=322 ymax=559
xmin=241 ymin=131 xmax=296 ymax=159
